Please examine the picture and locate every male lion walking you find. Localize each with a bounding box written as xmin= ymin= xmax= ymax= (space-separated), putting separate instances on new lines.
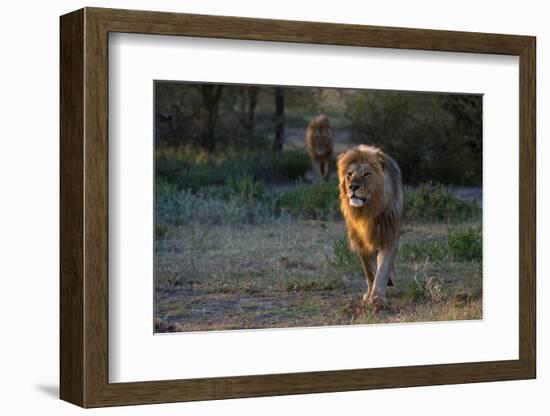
xmin=305 ymin=115 xmax=333 ymax=182
xmin=337 ymin=145 xmax=404 ymax=307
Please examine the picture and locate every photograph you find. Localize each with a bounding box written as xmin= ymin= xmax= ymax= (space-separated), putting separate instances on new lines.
xmin=153 ymin=81 xmax=483 ymax=333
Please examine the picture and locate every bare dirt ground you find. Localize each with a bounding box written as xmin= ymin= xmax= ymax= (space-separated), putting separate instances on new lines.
xmin=155 ymin=220 xmax=482 ymax=332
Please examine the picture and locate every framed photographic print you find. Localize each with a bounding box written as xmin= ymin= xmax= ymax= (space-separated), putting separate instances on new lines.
xmin=60 ymin=7 xmax=536 ymax=408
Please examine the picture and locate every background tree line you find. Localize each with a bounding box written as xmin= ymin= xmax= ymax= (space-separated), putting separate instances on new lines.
xmin=155 ymin=82 xmax=482 ymax=186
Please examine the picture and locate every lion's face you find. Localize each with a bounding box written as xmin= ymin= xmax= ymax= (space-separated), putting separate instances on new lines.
xmin=343 ymin=161 xmax=381 ymax=207
xmin=312 ymin=128 xmax=331 ymax=156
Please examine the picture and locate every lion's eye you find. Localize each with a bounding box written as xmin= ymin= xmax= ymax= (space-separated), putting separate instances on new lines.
xmin=363 ymin=172 xmax=371 ymax=178
xmin=346 ymin=172 xmax=353 ymax=178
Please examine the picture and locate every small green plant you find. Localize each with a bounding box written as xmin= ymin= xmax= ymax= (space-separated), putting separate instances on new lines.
xmin=226 ymin=173 xmax=265 ymax=205
xmin=155 ymin=223 xmax=168 ymax=239
xmin=331 ymin=236 xmax=359 ymax=271
xmin=410 ymin=277 xmax=429 ymax=303
xmin=277 ymin=181 xmax=340 ymax=220
xmin=405 ymin=183 xmax=480 ymax=223
xmin=448 ymin=227 xmax=482 ymax=261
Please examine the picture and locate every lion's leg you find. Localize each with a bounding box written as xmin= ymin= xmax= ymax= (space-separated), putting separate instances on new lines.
xmin=359 ymin=253 xmax=376 ymax=302
xmin=369 ymin=245 xmax=398 ymax=306
xmin=311 ymin=159 xmax=322 ymax=183
xmin=322 ymin=159 xmax=330 ymax=182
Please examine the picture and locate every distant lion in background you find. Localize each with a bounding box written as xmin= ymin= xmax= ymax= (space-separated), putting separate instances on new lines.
xmin=337 ymin=144 xmax=404 ymax=307
xmin=305 ymin=115 xmax=333 ymax=182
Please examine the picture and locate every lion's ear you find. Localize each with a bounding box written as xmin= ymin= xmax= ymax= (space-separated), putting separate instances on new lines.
xmin=337 ymin=150 xmax=347 ymax=161
xmin=336 ymin=150 xmax=349 ymax=171
xmin=376 ymin=150 xmax=386 ymax=169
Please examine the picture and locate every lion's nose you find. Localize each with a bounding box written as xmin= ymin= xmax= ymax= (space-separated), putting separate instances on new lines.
xmin=349 ymin=184 xmax=360 ymax=192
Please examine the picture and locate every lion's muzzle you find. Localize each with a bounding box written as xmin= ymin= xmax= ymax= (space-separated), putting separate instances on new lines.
xmin=348 ymin=183 xmax=367 ymax=207
xmin=348 ymin=192 xmax=367 ymax=207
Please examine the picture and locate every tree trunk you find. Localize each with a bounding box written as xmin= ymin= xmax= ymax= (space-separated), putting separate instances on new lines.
xmin=247 ymin=87 xmax=258 ymax=132
xmin=273 ymin=87 xmax=285 ymax=152
xmin=200 ymin=108 xmax=215 ymax=151
xmin=199 ymin=85 xmax=223 ymax=151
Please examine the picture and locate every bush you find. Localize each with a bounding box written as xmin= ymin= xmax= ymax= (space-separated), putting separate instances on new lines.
xmin=345 ymin=91 xmax=482 ymax=186
xmin=156 ymin=145 xmax=310 ymax=190
xmin=405 ymin=183 xmax=480 ymax=223
xmin=272 ymin=149 xmax=310 ymax=180
xmin=409 ymin=275 xmax=444 ymax=304
xmin=448 ymin=228 xmax=482 ymax=261
xmin=155 ymin=146 xmax=227 ymax=190
xmin=155 ymin=179 xmax=275 ymax=226
xmin=277 ymin=181 xmax=340 ymax=220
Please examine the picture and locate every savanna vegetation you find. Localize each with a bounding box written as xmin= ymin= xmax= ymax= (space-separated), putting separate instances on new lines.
xmin=154 ymin=82 xmax=482 ymax=332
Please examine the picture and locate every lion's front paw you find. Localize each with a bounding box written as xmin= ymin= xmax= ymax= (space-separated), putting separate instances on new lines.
xmin=362 ymin=291 xmax=372 ymax=303
xmin=366 ymin=294 xmax=388 ymax=312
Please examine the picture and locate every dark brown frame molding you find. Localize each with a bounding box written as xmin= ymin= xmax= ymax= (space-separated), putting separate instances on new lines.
xmin=60 ymin=7 xmax=536 ymax=408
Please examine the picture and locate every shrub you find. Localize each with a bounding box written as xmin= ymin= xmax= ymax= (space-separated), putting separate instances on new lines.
xmin=405 ymin=183 xmax=480 ymax=223
xmin=448 ymin=228 xmax=482 ymax=261
xmin=155 ymin=146 xmax=227 ymax=190
xmin=156 ymin=145 xmax=311 ymax=190
xmin=277 ymin=181 xmax=340 ymax=220
xmin=410 ymin=275 xmax=444 ymax=304
xmin=155 ymin=180 xmax=274 ymax=226
xmin=272 ymin=150 xmax=310 ymax=180
xmin=408 ymin=259 xmax=444 ymax=304
xmin=344 ymin=91 xmax=482 ymax=186
xmin=409 ymin=276 xmax=430 ymax=303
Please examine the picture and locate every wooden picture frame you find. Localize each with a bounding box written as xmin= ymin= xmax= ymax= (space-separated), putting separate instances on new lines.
xmin=60 ymin=7 xmax=536 ymax=408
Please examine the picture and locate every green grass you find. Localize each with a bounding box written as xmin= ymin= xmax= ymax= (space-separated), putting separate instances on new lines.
xmin=448 ymin=227 xmax=482 ymax=261
xmin=155 ymin=177 xmax=280 ymax=226
xmin=156 ymin=146 xmax=481 ymax=228
xmin=405 ymin=183 xmax=480 ymax=223
xmin=156 ymin=145 xmax=310 ymax=190
xmin=277 ymin=181 xmax=340 ymax=220
xmin=330 ymin=235 xmax=360 ymax=271
xmin=399 ymin=239 xmax=449 ymax=263
xmin=225 ymin=173 xmax=266 ymax=205
xmin=399 ymin=227 xmax=481 ymax=263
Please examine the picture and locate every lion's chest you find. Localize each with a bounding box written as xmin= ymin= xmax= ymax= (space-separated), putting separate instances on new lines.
xmin=346 ymin=216 xmax=379 ymax=254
